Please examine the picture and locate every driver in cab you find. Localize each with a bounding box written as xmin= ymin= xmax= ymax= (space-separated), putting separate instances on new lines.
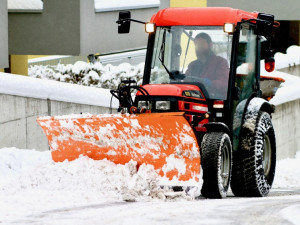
xmin=185 ymin=33 xmax=229 ymax=98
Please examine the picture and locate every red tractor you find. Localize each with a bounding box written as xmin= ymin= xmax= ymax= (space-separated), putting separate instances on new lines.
xmin=38 ymin=7 xmax=279 ymax=198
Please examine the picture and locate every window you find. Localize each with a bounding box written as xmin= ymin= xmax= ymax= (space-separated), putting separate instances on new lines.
xmin=150 ymin=26 xmax=232 ymax=100
xmin=235 ymin=25 xmax=257 ymax=101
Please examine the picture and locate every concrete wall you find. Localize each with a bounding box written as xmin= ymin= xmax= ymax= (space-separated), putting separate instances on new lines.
xmin=0 ymin=0 xmax=8 ymax=68
xmin=207 ymin=0 xmax=300 ymax=20
xmin=0 ymin=94 xmax=113 ymax=150
xmin=8 ymin=0 xmax=81 ymax=55
xmin=79 ymin=0 xmax=169 ymax=55
xmin=272 ymin=98 xmax=300 ymax=159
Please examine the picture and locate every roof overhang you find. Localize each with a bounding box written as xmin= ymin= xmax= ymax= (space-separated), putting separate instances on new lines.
xmin=150 ymin=7 xmax=258 ymax=26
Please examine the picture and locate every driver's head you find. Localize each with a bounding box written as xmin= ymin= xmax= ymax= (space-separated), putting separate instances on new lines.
xmin=194 ymin=32 xmax=213 ymax=59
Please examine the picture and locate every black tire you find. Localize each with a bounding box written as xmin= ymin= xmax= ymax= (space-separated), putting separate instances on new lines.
xmin=231 ymin=111 xmax=276 ymax=197
xmin=201 ymin=132 xmax=232 ymax=199
xmin=231 ymin=150 xmax=247 ymax=197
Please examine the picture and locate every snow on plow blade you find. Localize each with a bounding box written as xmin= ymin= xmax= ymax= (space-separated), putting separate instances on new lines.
xmin=260 ymin=75 xmax=285 ymax=99
xmin=37 ymin=112 xmax=200 ymax=184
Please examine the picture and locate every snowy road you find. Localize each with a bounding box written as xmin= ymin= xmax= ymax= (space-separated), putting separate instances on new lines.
xmin=4 ymin=189 xmax=300 ymax=225
xmin=1 ymin=148 xmax=300 ymax=225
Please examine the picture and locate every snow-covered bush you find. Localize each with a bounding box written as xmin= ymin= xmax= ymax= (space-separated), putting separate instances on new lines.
xmin=29 ymin=61 xmax=145 ymax=90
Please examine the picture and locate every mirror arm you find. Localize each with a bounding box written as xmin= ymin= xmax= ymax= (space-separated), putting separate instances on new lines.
xmin=116 ymin=18 xmax=146 ymax=25
xmin=238 ymin=18 xmax=271 ymax=27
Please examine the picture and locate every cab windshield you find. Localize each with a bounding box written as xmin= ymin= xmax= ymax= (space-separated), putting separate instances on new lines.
xmin=150 ymin=26 xmax=233 ymax=100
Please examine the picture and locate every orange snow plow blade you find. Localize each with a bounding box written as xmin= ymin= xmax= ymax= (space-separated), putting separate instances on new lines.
xmin=37 ymin=112 xmax=200 ymax=183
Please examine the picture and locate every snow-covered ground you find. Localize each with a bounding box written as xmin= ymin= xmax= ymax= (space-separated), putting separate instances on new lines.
xmin=0 ymin=148 xmax=299 ymax=224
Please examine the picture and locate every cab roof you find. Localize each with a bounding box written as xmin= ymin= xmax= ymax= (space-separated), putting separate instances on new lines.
xmin=150 ymin=7 xmax=258 ymax=26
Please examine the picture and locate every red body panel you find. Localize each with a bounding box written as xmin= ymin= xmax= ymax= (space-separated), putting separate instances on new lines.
xmin=136 ymin=84 xmax=205 ymax=100
xmin=150 ymin=7 xmax=258 ymax=26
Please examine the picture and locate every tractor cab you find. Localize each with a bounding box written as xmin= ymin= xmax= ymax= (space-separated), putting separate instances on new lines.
xmin=117 ymin=8 xmax=275 ymax=142
xmin=147 ymin=25 xmax=231 ymax=101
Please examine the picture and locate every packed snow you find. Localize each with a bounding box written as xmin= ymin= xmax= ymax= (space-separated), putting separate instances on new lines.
xmin=0 ymin=147 xmax=299 ymax=223
xmin=280 ymin=204 xmax=300 ymax=225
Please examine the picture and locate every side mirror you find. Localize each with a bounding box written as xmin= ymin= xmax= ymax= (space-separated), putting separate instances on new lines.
xmin=117 ymin=11 xmax=131 ymax=34
xmin=256 ymin=13 xmax=274 ymax=37
xmin=265 ymin=56 xmax=275 ymax=72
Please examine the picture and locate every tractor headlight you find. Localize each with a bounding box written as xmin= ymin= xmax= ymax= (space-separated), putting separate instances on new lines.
xmin=138 ymin=101 xmax=152 ymax=109
xmin=145 ymin=23 xmax=155 ymax=33
xmin=138 ymin=101 xmax=147 ymax=108
xmin=156 ymin=101 xmax=171 ymax=110
xmin=224 ymin=23 xmax=235 ymax=34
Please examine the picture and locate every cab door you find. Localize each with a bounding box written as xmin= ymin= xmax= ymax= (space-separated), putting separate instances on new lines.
xmin=232 ymin=23 xmax=259 ymax=151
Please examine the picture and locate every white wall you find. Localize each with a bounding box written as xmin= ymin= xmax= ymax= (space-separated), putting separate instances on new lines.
xmin=272 ymin=98 xmax=300 ymax=159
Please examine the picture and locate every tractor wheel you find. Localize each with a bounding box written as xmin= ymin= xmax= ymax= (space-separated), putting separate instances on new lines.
xmin=231 ymin=111 xmax=276 ymax=197
xmin=201 ymin=132 xmax=232 ymax=199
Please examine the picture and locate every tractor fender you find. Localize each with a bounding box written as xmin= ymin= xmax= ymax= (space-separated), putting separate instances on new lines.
xmin=246 ymin=97 xmax=275 ymax=115
xmin=232 ymin=97 xmax=275 ymax=151
xmin=204 ymin=122 xmax=230 ymax=134
xmin=242 ymin=97 xmax=275 ymax=133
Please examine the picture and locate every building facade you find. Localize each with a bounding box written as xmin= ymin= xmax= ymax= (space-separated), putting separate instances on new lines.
xmin=2 ymin=0 xmax=300 ymax=75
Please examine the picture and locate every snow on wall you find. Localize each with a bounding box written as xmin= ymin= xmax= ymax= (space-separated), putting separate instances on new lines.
xmin=29 ymin=61 xmax=144 ymax=90
xmin=8 ymin=0 xmax=43 ymax=11
xmin=260 ymin=67 xmax=300 ymax=105
xmin=274 ymin=45 xmax=300 ymax=70
xmin=94 ymin=0 xmax=160 ymax=12
xmin=0 ymin=72 xmax=118 ymax=108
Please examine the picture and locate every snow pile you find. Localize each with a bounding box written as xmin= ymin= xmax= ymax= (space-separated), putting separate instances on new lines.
xmin=273 ymin=151 xmax=300 ymax=188
xmin=260 ymin=67 xmax=300 ymax=105
xmin=0 ymin=148 xmax=192 ymax=220
xmin=29 ymin=61 xmax=145 ymax=90
xmin=274 ymin=45 xmax=300 ymax=70
xmin=0 ymin=147 xmax=300 ymax=221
